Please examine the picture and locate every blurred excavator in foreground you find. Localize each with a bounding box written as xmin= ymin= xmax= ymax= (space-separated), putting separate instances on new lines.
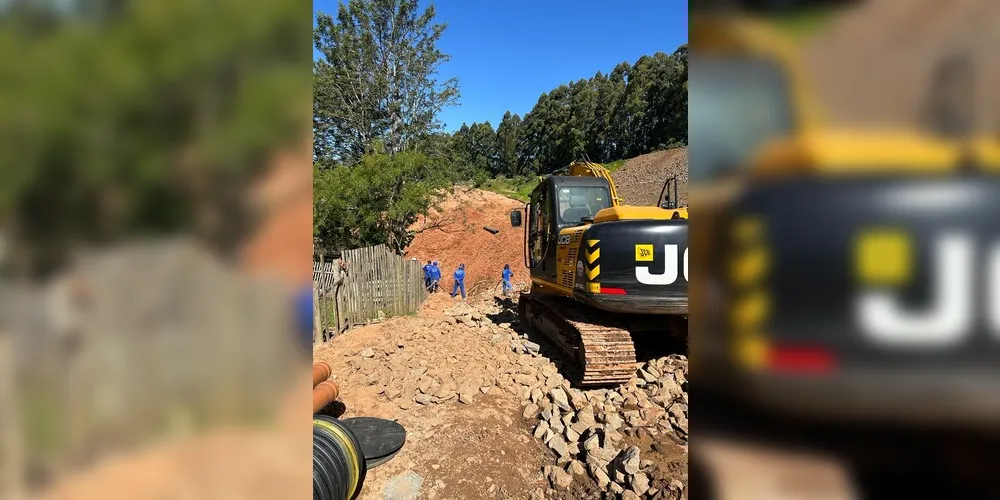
xmin=510 ymin=160 xmax=688 ymax=386
xmin=691 ymin=7 xmax=1000 ymax=497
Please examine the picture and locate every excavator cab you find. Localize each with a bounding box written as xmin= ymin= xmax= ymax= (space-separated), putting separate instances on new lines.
xmin=513 ymin=175 xmax=612 ymax=273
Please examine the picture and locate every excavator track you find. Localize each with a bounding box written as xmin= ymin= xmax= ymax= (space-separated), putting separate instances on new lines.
xmin=519 ymin=293 xmax=638 ymax=386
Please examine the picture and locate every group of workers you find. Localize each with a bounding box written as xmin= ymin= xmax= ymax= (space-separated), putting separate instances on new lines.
xmin=422 ymin=261 xmax=517 ymax=300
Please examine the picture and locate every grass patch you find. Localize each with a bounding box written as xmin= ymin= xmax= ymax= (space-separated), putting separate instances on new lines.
xmin=603 ymin=159 xmax=626 ymax=173
xmin=766 ymin=7 xmax=838 ymax=42
xmin=478 ymin=175 xmax=538 ymax=202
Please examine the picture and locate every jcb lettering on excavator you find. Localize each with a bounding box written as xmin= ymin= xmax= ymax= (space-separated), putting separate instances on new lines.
xmin=855 ymin=230 xmax=1000 ymax=347
xmin=636 ymin=244 xmax=689 ymax=285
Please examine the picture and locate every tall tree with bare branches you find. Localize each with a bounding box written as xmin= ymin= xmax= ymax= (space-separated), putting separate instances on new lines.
xmin=313 ymin=0 xmax=460 ymax=165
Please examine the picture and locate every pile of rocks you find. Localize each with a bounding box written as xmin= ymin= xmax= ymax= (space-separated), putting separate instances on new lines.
xmin=346 ymin=297 xmax=688 ymax=498
xmin=516 ymin=356 xmax=687 ymax=499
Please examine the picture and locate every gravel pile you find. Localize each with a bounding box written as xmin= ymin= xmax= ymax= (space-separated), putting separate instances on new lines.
xmin=611 ymin=148 xmax=688 ymax=208
xmin=342 ymin=296 xmax=688 ymax=499
xmin=804 ymin=0 xmax=1000 ymax=131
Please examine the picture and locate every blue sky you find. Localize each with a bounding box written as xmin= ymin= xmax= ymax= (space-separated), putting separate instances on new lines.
xmin=313 ymin=0 xmax=687 ymax=132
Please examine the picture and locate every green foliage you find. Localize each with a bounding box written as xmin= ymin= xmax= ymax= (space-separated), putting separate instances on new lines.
xmin=449 ymin=46 xmax=688 ymax=181
xmin=602 ymin=159 xmax=627 ymax=172
xmin=451 ymin=121 xmax=496 ymax=178
xmin=0 ymin=0 xmax=312 ymax=274
xmin=313 ymin=0 xmax=459 ymax=164
xmin=313 ymin=152 xmax=450 ymax=254
xmin=477 ymin=175 xmax=538 ymax=203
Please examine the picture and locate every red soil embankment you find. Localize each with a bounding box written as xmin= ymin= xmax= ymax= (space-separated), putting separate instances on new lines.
xmin=406 ymin=187 xmax=527 ymax=296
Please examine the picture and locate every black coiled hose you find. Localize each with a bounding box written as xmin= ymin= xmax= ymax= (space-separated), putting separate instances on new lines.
xmin=313 ymin=415 xmax=367 ymax=500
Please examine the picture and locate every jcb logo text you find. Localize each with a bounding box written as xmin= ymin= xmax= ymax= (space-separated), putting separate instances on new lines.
xmin=635 ymin=244 xmax=688 ymax=285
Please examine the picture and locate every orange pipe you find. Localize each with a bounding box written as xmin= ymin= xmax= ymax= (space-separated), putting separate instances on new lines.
xmin=313 ymin=361 xmax=332 ymax=388
xmin=313 ymin=381 xmax=340 ymax=413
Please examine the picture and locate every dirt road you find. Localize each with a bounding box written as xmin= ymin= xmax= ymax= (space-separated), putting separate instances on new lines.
xmin=314 ymin=291 xmax=689 ymax=499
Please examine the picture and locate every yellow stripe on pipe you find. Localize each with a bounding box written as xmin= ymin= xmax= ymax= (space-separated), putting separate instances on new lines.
xmin=314 ymin=419 xmax=361 ymax=499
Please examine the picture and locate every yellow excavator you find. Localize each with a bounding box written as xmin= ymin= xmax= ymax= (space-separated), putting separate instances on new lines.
xmin=510 ymin=160 xmax=688 ymax=385
xmin=692 ymin=10 xmax=1000 ymax=427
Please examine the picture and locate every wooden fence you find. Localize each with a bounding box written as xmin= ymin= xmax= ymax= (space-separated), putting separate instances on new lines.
xmin=313 ymin=244 xmax=427 ymax=340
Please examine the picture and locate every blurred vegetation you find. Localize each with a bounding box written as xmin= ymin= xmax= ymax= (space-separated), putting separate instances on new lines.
xmin=766 ymin=6 xmax=838 ymax=41
xmin=0 ymin=0 xmax=313 ymax=277
xmin=312 ymin=0 xmax=689 ymax=255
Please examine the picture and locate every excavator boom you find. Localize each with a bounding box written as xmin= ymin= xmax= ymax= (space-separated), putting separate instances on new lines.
xmin=564 ymin=161 xmax=624 ymax=206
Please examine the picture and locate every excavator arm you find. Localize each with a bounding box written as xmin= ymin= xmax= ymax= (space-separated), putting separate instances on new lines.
xmin=564 ymin=161 xmax=624 ymax=206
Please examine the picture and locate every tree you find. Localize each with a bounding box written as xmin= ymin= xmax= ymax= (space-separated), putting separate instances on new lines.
xmin=508 ymin=48 xmax=687 ymax=176
xmin=313 ymin=0 xmax=459 ymax=165
xmin=0 ymin=0 xmax=312 ymax=276
xmin=313 ymin=152 xmax=450 ymax=254
xmin=494 ymin=111 xmax=522 ymax=177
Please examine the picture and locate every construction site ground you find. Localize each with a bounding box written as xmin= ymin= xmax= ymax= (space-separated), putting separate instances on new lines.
xmin=314 ymin=290 xmax=689 ymax=500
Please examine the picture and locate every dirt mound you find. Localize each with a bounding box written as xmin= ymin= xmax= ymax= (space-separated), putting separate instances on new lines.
xmin=804 ymin=0 xmax=1000 ymax=131
xmin=406 ymin=187 xmax=527 ymax=296
xmin=612 ymin=148 xmax=688 ymax=207
xmin=37 ymin=371 xmax=313 ymax=500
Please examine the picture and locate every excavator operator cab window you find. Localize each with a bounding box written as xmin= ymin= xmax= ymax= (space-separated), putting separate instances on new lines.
xmin=689 ymin=56 xmax=793 ymax=183
xmin=557 ymin=186 xmax=611 ymax=226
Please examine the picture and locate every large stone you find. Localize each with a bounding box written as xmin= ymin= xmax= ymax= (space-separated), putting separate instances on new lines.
xmin=359 ymin=348 xmax=375 ymax=358
xmin=523 ymin=403 xmax=540 ymax=420
xmin=383 ymin=470 xmax=424 ymax=500
xmin=513 ymin=373 xmax=536 ymax=386
xmin=620 ymin=490 xmax=640 ymax=500
xmin=568 ymin=389 xmax=589 ymax=411
xmin=615 ymin=446 xmax=642 ymax=475
xmin=582 ymin=433 xmax=601 ymax=451
xmin=585 ymin=446 xmax=618 ymax=468
xmin=565 ymin=426 xmax=580 ymax=443
xmin=548 ymin=467 xmax=574 ymax=490
xmin=548 ymin=435 xmax=571 ymax=459
xmin=523 ymin=340 xmax=541 ymax=354
xmin=530 ymin=388 xmax=544 ymax=404
xmin=458 ymin=390 xmax=474 ymax=405
xmin=605 ymin=412 xmax=624 ymax=430
xmin=570 ymin=420 xmax=591 ymax=436
xmin=576 ymin=405 xmax=597 ymax=427
xmin=534 ymin=420 xmax=550 ymax=439
xmin=549 ymin=387 xmax=571 ymax=411
xmin=629 ymin=472 xmax=650 ymax=496
xmin=590 ymin=464 xmax=611 ymax=489
xmin=414 ymin=393 xmax=433 ymax=405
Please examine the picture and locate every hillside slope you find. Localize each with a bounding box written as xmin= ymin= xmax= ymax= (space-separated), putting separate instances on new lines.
xmin=406 ymin=187 xmax=527 ymax=295
xmin=611 ymin=147 xmax=688 ymax=207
